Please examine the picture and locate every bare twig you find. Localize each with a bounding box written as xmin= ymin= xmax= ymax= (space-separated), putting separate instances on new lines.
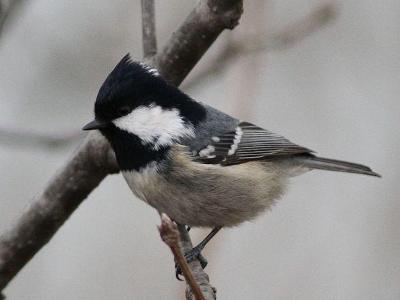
xmin=183 ymin=2 xmax=337 ymax=90
xmin=263 ymin=2 xmax=337 ymax=51
xmin=0 ymin=0 xmax=25 ymax=36
xmin=0 ymin=0 xmax=243 ymax=295
xmin=158 ymin=214 xmax=214 ymax=300
xmin=141 ymin=0 xmax=157 ymax=58
xmin=0 ymin=127 xmax=82 ymax=149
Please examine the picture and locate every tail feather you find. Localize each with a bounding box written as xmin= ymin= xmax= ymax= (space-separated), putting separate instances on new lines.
xmin=297 ymin=156 xmax=381 ymax=177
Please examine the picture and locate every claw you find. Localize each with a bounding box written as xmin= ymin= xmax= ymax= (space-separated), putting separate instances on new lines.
xmin=175 ymin=266 xmax=184 ymax=281
xmin=174 ymin=246 xmax=208 ymax=280
xmin=174 ymin=226 xmax=221 ymax=280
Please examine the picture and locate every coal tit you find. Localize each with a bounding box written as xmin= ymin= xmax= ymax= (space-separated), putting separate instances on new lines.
xmin=83 ymin=54 xmax=380 ymax=269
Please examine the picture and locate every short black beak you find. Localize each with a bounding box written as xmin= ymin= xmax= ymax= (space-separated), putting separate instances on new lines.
xmin=82 ymin=119 xmax=109 ymax=131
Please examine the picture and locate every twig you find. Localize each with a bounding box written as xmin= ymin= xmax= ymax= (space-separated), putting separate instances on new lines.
xmin=183 ymin=2 xmax=337 ymax=90
xmin=0 ymin=127 xmax=82 ymax=149
xmin=263 ymin=2 xmax=337 ymax=51
xmin=158 ymin=214 xmax=213 ymax=300
xmin=141 ymin=0 xmax=157 ymax=58
xmin=0 ymin=0 xmax=25 ymax=36
xmin=0 ymin=0 xmax=244 ymax=295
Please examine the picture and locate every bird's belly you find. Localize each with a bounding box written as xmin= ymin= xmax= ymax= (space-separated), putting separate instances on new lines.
xmin=122 ymin=158 xmax=288 ymax=227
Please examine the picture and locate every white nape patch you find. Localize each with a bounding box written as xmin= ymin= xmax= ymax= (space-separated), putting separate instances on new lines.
xmin=113 ymin=104 xmax=194 ymax=149
xmin=211 ymin=136 xmax=220 ymax=142
xmin=139 ymin=62 xmax=160 ymax=76
xmin=199 ymin=145 xmax=216 ymax=158
xmin=228 ymin=127 xmax=243 ymax=155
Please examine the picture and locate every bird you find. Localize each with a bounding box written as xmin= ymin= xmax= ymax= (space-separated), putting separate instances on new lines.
xmin=83 ymin=54 xmax=380 ymax=276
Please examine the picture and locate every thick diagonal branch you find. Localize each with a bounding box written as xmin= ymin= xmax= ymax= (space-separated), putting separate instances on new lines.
xmin=0 ymin=132 xmax=119 ymax=292
xmin=0 ymin=0 xmax=243 ymax=294
xmin=155 ymin=0 xmax=243 ymax=86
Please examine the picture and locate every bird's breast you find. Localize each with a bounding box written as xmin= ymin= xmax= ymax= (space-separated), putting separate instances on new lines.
xmin=121 ymin=146 xmax=289 ymax=227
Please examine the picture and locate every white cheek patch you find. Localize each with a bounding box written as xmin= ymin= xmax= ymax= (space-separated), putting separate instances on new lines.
xmin=113 ymin=104 xmax=194 ymax=149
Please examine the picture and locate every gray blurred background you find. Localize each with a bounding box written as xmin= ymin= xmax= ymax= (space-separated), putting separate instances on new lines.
xmin=0 ymin=0 xmax=398 ymax=299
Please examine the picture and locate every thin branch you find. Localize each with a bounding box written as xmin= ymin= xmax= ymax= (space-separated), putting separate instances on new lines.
xmin=0 ymin=0 xmax=243 ymax=295
xmin=141 ymin=0 xmax=157 ymax=58
xmin=158 ymin=214 xmax=214 ymax=300
xmin=0 ymin=0 xmax=25 ymax=36
xmin=262 ymin=2 xmax=338 ymax=51
xmin=0 ymin=127 xmax=82 ymax=149
xmin=183 ymin=2 xmax=337 ymax=90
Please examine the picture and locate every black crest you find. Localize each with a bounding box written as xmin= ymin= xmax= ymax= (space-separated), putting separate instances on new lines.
xmin=94 ymin=54 xmax=206 ymax=125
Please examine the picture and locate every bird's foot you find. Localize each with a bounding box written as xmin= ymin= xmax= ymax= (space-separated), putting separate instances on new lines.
xmin=175 ymin=246 xmax=208 ymax=280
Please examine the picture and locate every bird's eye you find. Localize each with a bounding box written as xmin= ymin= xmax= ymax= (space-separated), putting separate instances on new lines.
xmin=117 ymin=106 xmax=131 ymax=117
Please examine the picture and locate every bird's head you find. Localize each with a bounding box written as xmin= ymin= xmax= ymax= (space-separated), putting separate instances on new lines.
xmin=83 ymin=54 xmax=205 ymax=151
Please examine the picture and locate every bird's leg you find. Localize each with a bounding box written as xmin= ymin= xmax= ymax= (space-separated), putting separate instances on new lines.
xmin=175 ymin=226 xmax=222 ymax=280
xmin=185 ymin=226 xmax=222 ymax=264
